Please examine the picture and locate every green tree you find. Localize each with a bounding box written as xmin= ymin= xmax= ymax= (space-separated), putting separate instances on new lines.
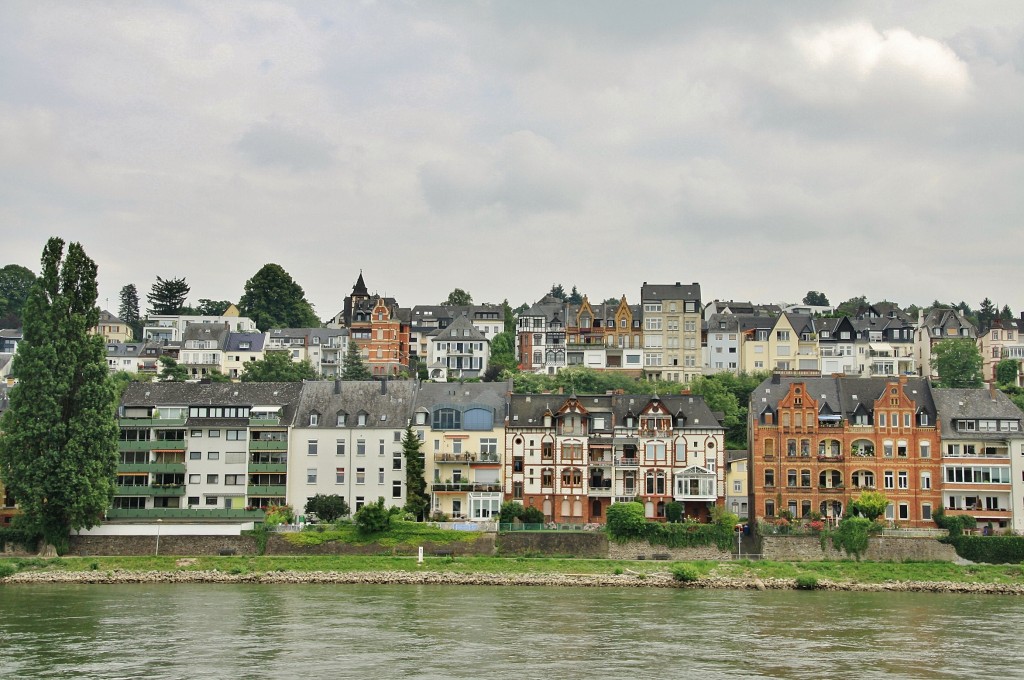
xmin=0 ymin=264 xmax=38 ymax=327
xmin=354 ymin=497 xmax=392 ymax=533
xmin=205 ymin=368 xmax=232 ymax=383
xmin=158 ymin=356 xmax=189 ymax=381
xmin=341 ymin=341 xmax=372 ymax=381
xmin=0 ymin=238 xmax=118 ymax=554
xmin=238 ymin=264 xmax=320 ymax=331
xmin=402 ymin=424 xmax=429 ymax=520
xmin=567 ymin=285 xmax=583 ymax=304
xmin=240 ymin=351 xmax=317 ymax=382
xmin=835 ymin=295 xmax=868 ymax=317
xmin=442 ymin=288 xmax=473 ymax=306
xmin=193 ymin=299 xmax=233 ymax=316
xmin=147 ymin=276 xmax=190 ymax=315
xmin=688 ymin=376 xmax=743 ymax=448
xmin=1000 ymin=304 xmax=1014 ymax=322
xmin=933 ymin=339 xmax=984 ymax=388
xmin=978 ymin=297 xmax=996 ymax=330
xmin=305 ymin=494 xmax=350 ymax=523
xmin=521 ymin=506 xmax=544 ymax=524
xmin=850 ymin=491 xmax=888 ymax=521
xmin=487 ymin=331 xmax=517 ymax=376
xmin=499 ymin=500 xmax=525 ymax=524
xmin=117 ymin=284 xmax=142 ymax=340
xmin=501 ymin=299 xmax=516 ymax=335
xmin=996 ymin=359 xmax=1020 ymax=386
xmin=802 ymin=290 xmax=830 ymax=306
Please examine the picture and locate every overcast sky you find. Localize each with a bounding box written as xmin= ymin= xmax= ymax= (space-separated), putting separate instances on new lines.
xmin=2 ymin=1 xmax=1022 ymax=319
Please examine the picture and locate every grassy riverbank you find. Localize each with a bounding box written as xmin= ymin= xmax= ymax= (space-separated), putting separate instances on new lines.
xmin=2 ymin=555 xmax=1023 ymax=586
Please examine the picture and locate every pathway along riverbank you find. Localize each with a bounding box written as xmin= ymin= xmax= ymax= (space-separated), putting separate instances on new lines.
xmin=5 ymin=568 xmax=1024 ymax=594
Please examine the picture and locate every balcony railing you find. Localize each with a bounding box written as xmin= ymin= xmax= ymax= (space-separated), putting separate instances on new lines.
xmin=588 ymin=457 xmax=614 ymax=467
xmin=248 ymin=463 xmax=287 ymax=473
xmin=118 ymin=463 xmax=186 ymax=474
xmin=105 ymin=508 xmax=265 ymax=520
xmin=615 ymin=456 xmax=639 ymax=467
xmin=249 ymin=440 xmax=288 ymax=450
xmin=588 ymin=481 xmax=613 ymax=496
xmin=118 ymin=417 xmax=188 ymax=427
xmin=249 ymin=416 xmax=281 ymax=426
xmin=433 ymin=452 xmax=501 ymax=464
xmin=114 ymin=484 xmax=185 ymax=496
xmin=817 ymin=454 xmax=844 ymax=462
xmin=118 ymin=440 xmax=157 ymax=451
xmin=431 ymin=483 xmax=503 ymax=493
xmin=247 ymin=485 xmax=287 ymax=496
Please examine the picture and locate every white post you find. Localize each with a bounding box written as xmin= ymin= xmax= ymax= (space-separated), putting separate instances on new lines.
xmin=155 ymin=519 xmax=162 ymax=556
xmin=418 ymin=546 xmax=424 ymax=564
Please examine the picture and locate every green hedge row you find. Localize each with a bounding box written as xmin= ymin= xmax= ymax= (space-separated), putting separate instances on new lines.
xmin=948 ymin=536 xmax=1024 ymax=564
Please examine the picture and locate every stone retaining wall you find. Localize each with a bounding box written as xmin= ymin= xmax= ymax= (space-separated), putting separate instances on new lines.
xmin=496 ymin=531 xmax=607 ymax=558
xmin=606 ymin=539 xmax=732 ymax=561
xmin=69 ymin=534 xmax=258 ymax=557
xmin=761 ymin=535 xmax=960 ymax=562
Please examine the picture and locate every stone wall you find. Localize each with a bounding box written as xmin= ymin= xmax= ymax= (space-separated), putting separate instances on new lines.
xmin=69 ymin=534 xmax=258 ymax=557
xmin=497 ymin=531 xmax=608 ymax=558
xmin=606 ymin=539 xmax=732 ymax=561
xmin=761 ymin=535 xmax=960 ymax=562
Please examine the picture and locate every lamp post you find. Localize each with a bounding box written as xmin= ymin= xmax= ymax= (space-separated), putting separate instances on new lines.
xmin=155 ymin=518 xmax=162 ymax=556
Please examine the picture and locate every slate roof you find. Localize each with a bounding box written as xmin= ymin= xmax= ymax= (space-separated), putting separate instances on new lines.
xmin=432 ymin=314 xmax=488 ymax=342
xmin=182 ymin=324 xmax=230 ymax=346
xmin=726 ymin=449 xmax=748 ymax=464
xmin=509 ymin=392 xmax=724 ymax=430
xmin=414 ymin=381 xmax=512 ymax=415
xmin=931 ymin=388 xmax=1024 ymax=439
xmin=121 ymin=382 xmax=303 ymax=413
xmin=920 ymin=308 xmax=976 ymax=337
xmin=750 ymin=376 xmax=936 ymax=420
xmin=225 ymin=332 xmax=266 ymax=352
xmin=641 ymin=282 xmax=701 ymax=303
xmin=292 ymin=379 xmax=417 ymax=427
xmin=105 ymin=342 xmax=148 ymax=358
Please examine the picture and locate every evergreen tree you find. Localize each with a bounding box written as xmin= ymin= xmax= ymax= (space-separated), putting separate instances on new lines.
xmin=240 ymin=351 xmax=317 ymax=382
xmin=567 ymin=286 xmax=583 ymax=304
xmin=501 ymin=299 xmax=516 ymax=335
xmin=0 ymin=238 xmax=118 ymax=553
xmin=402 ymin=424 xmax=429 ymax=520
xmin=341 ymin=341 xmax=372 ymax=381
xmin=158 ymin=356 xmax=189 ymax=381
xmin=978 ymin=297 xmax=996 ymax=330
xmin=238 ymin=263 xmax=320 ymax=331
xmin=118 ymin=284 xmax=142 ymax=340
xmin=147 ymin=276 xmax=190 ymax=315
xmin=1000 ymin=305 xmax=1014 ymax=322
xmin=548 ymin=284 xmax=567 ymax=301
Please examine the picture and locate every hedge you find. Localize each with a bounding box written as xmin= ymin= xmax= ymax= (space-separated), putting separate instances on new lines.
xmin=947 ymin=536 xmax=1024 ymax=564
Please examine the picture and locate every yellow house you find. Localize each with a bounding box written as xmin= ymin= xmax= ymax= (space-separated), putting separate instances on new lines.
xmin=93 ymin=310 xmax=132 ymax=343
xmin=725 ymin=450 xmax=748 ymax=518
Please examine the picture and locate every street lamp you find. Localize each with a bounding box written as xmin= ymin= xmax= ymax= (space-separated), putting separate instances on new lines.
xmin=155 ymin=518 xmax=162 ymax=556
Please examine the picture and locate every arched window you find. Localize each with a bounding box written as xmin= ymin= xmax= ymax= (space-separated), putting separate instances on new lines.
xmin=819 ymin=469 xmax=843 ymax=488
xmin=463 ymin=407 xmax=493 ymax=430
xmin=541 ymin=468 xmax=554 ymax=488
xmin=852 ymin=470 xmax=875 ymax=489
xmin=432 ymin=408 xmax=461 ymax=430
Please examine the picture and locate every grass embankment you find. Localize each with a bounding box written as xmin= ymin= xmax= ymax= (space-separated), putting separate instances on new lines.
xmin=2 ymin=555 xmax=1023 ymax=586
xmin=281 ymin=523 xmax=479 ymax=548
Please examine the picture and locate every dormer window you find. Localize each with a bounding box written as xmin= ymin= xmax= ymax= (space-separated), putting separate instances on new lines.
xmin=310 ymin=413 xmax=319 ymax=426
xmin=357 ymin=413 xmax=368 ymax=426
xmin=337 ymin=412 xmax=347 ymax=426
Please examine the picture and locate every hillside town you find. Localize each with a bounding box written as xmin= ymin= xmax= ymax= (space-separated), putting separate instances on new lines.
xmin=1 ymin=269 xmax=1022 ymax=539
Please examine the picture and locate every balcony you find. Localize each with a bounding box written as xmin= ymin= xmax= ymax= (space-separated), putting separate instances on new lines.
xmin=248 ymin=463 xmax=287 ymax=473
xmin=431 ymin=483 xmax=503 ymax=493
xmin=119 ymin=417 xmax=187 ymax=428
xmin=247 ymin=485 xmax=287 ymax=496
xmin=118 ymin=463 xmax=186 ymax=474
xmin=818 ymin=485 xmax=845 ymax=493
xmin=249 ymin=440 xmax=288 ymax=451
xmin=588 ymin=481 xmax=613 ymax=496
xmin=249 ymin=416 xmax=281 ymax=426
xmin=817 ymin=454 xmax=844 ymax=463
xmin=946 ymin=507 xmax=1011 ymax=519
xmin=433 ymin=452 xmax=502 ymax=464
xmin=615 ymin=456 xmax=639 ymax=467
xmin=105 ymin=508 xmax=265 ymax=520
xmin=114 ymin=484 xmax=185 ymax=497
xmin=588 ymin=457 xmax=614 ymax=468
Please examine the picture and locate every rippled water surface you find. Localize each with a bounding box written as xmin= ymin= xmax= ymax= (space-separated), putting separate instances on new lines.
xmin=2 ymin=584 xmax=1022 ymax=679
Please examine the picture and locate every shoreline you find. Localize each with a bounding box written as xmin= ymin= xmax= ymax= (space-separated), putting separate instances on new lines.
xmin=5 ymin=568 xmax=1024 ymax=594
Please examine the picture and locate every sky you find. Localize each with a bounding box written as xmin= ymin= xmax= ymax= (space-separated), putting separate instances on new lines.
xmin=2 ymin=1 xmax=1023 ymax=319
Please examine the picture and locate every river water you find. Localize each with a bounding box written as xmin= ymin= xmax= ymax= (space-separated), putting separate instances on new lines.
xmin=2 ymin=584 xmax=1022 ymax=679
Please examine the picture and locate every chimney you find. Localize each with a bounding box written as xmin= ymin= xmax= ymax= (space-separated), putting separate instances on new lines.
xmin=989 ymin=379 xmax=997 ymax=401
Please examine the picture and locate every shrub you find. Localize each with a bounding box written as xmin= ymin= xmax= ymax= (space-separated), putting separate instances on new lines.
xmin=831 ymin=516 xmax=873 ymax=558
xmin=948 ymin=536 xmax=1024 ymax=564
xmin=671 ymin=564 xmax=700 ymax=583
xmin=499 ymin=501 xmax=525 ymax=524
xmin=794 ymin=574 xmax=819 ymax=590
xmin=354 ymin=498 xmax=392 ymax=534
xmin=0 ymin=562 xmax=16 ymax=579
xmin=665 ymin=501 xmax=684 ymax=523
xmin=605 ymin=502 xmax=647 ymax=540
xmin=304 ymin=494 xmax=349 ymax=523
xmin=521 ymin=506 xmax=545 ymax=524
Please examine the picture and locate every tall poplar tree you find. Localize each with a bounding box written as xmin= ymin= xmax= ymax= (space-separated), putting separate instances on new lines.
xmin=0 ymin=238 xmax=119 ymax=553
xmin=118 ymin=283 xmax=142 ymax=340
